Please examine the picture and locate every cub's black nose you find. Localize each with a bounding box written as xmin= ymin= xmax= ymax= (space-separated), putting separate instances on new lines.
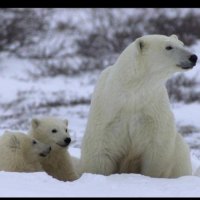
xmin=64 ymin=137 xmax=71 ymax=145
xmin=189 ymin=54 xmax=198 ymax=64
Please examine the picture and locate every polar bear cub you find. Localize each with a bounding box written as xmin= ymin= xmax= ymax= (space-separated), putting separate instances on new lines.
xmin=80 ymin=34 xmax=197 ymax=178
xmin=29 ymin=116 xmax=78 ymax=181
xmin=0 ymin=130 xmax=51 ymax=172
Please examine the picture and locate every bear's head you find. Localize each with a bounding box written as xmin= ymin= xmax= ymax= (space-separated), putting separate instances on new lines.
xmin=115 ymin=34 xmax=198 ymax=83
xmin=4 ymin=130 xmax=51 ymax=162
xmin=30 ymin=117 xmax=71 ymax=149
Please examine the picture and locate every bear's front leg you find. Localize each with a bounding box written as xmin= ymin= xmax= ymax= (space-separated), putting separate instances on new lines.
xmin=140 ymin=140 xmax=175 ymax=178
xmin=140 ymin=133 xmax=192 ymax=178
xmin=81 ymin=152 xmax=118 ymax=176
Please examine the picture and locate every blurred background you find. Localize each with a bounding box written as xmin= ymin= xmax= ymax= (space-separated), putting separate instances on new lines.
xmin=0 ymin=8 xmax=200 ymax=152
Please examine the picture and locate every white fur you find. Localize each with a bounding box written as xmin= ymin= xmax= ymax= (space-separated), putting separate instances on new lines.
xmin=0 ymin=130 xmax=50 ymax=172
xmin=29 ymin=117 xmax=78 ymax=181
xmin=80 ymin=34 xmax=195 ymax=178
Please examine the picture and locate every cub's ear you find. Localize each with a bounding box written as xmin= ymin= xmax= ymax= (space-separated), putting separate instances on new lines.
xmin=63 ymin=119 xmax=68 ymax=126
xmin=136 ymin=38 xmax=145 ymax=53
xmin=170 ymin=34 xmax=178 ymax=40
xmin=9 ymin=135 xmax=20 ymax=151
xmin=31 ymin=118 xmax=40 ymax=129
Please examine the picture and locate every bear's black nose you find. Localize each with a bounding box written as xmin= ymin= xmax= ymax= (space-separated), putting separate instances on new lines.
xmin=64 ymin=137 xmax=71 ymax=145
xmin=189 ymin=54 xmax=198 ymax=64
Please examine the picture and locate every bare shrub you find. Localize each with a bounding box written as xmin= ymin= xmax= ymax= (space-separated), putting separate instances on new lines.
xmin=74 ymin=9 xmax=200 ymax=74
xmin=27 ymin=9 xmax=200 ymax=79
xmin=0 ymin=8 xmax=49 ymax=56
xmin=145 ymin=11 xmax=200 ymax=46
xmin=75 ymin=9 xmax=145 ymax=72
xmin=177 ymin=124 xmax=200 ymax=136
xmin=166 ymin=74 xmax=200 ymax=103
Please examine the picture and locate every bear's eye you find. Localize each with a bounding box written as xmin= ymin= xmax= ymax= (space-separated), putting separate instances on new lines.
xmin=52 ymin=129 xmax=57 ymax=133
xmin=66 ymin=128 xmax=68 ymax=133
xmin=166 ymin=46 xmax=173 ymax=50
xmin=32 ymin=140 xmax=37 ymax=145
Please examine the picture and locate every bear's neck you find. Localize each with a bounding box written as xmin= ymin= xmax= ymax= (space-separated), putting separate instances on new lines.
xmin=114 ymin=54 xmax=166 ymax=91
xmin=113 ymin=63 xmax=167 ymax=96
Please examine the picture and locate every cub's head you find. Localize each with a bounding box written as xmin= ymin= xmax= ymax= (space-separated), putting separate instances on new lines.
xmin=30 ymin=117 xmax=71 ymax=149
xmin=4 ymin=130 xmax=51 ymax=161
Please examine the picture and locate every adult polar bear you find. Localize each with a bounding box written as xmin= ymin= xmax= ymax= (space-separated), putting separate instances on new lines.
xmin=80 ymin=34 xmax=198 ymax=178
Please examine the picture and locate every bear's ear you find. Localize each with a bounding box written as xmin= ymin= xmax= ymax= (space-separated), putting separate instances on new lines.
xmin=170 ymin=34 xmax=178 ymax=40
xmin=31 ymin=118 xmax=40 ymax=129
xmin=9 ymin=135 xmax=20 ymax=151
xmin=136 ymin=38 xmax=145 ymax=53
xmin=63 ymin=119 xmax=68 ymax=126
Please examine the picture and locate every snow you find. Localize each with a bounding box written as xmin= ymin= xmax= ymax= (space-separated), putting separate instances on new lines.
xmin=173 ymin=103 xmax=200 ymax=129
xmin=0 ymin=146 xmax=200 ymax=197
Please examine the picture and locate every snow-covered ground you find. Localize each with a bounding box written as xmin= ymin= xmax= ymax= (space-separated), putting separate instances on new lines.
xmin=0 ymin=32 xmax=200 ymax=197
xmin=1 ymin=168 xmax=200 ymax=197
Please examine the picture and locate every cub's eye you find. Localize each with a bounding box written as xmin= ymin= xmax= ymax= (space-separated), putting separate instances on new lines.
xmin=52 ymin=129 xmax=57 ymax=133
xmin=32 ymin=140 xmax=37 ymax=144
xmin=166 ymin=46 xmax=173 ymax=50
xmin=66 ymin=128 xmax=68 ymax=133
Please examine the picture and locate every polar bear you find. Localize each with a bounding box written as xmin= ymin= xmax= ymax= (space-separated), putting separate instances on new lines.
xmin=0 ymin=130 xmax=51 ymax=172
xmin=80 ymin=34 xmax=198 ymax=178
xmin=29 ymin=117 xmax=78 ymax=181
